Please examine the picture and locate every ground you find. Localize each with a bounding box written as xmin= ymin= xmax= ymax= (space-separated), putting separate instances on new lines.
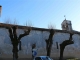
xmin=0 ymin=54 xmax=79 ymax=60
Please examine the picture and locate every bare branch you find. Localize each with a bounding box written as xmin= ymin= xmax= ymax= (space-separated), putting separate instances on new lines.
xmin=6 ymin=27 xmax=13 ymax=41
xmin=48 ymin=23 xmax=56 ymax=29
xmin=13 ymin=19 xmax=18 ymax=25
xmin=3 ymin=18 xmax=12 ymax=24
xmin=18 ymin=28 xmax=31 ymax=41
xmin=24 ymin=20 xmax=33 ymax=27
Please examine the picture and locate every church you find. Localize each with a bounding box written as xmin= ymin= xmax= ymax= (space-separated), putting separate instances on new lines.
xmin=0 ymin=19 xmax=80 ymax=59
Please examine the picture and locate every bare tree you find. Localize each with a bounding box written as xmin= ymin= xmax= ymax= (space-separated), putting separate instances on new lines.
xmin=5 ymin=26 xmax=31 ymax=60
xmin=3 ymin=18 xmax=19 ymax=25
xmin=13 ymin=19 xmax=18 ymax=25
xmin=3 ymin=18 xmax=12 ymax=24
xmin=45 ymin=23 xmax=56 ymax=57
xmin=24 ymin=20 xmax=33 ymax=27
xmin=59 ymin=33 xmax=74 ymax=60
xmin=45 ymin=29 xmax=55 ymax=57
xmin=48 ymin=23 xmax=56 ymax=29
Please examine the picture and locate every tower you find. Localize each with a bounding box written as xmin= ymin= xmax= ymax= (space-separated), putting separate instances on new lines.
xmin=61 ymin=19 xmax=72 ymax=31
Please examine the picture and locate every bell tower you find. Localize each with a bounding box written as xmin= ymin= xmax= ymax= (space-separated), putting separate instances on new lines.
xmin=61 ymin=17 xmax=72 ymax=31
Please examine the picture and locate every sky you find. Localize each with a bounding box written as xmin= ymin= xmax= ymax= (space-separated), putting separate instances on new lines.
xmin=0 ymin=0 xmax=80 ymax=31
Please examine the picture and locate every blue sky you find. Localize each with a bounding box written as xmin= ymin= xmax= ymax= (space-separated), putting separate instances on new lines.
xmin=0 ymin=0 xmax=80 ymax=31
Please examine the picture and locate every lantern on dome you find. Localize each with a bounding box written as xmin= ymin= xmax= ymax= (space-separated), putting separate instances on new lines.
xmin=0 ymin=5 xmax=2 ymax=17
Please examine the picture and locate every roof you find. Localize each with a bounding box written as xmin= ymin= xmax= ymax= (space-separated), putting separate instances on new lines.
xmin=0 ymin=23 xmax=80 ymax=35
xmin=61 ymin=20 xmax=71 ymax=25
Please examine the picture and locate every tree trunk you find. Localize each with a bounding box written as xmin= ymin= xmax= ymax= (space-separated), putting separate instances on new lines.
xmin=47 ymin=42 xmax=52 ymax=56
xmin=13 ymin=45 xmax=18 ymax=60
xmin=5 ymin=26 xmax=31 ymax=60
xmin=59 ymin=40 xmax=74 ymax=60
xmin=46 ymin=29 xmax=54 ymax=57
xmin=59 ymin=44 xmax=65 ymax=60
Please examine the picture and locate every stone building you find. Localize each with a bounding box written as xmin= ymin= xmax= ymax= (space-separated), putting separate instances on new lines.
xmin=0 ymin=20 xmax=80 ymax=59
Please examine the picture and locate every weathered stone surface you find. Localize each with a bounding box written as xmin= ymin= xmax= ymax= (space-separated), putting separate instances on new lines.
xmin=0 ymin=28 xmax=80 ymax=58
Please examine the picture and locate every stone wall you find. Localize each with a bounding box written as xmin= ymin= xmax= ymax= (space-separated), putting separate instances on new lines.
xmin=0 ymin=28 xmax=80 ymax=58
